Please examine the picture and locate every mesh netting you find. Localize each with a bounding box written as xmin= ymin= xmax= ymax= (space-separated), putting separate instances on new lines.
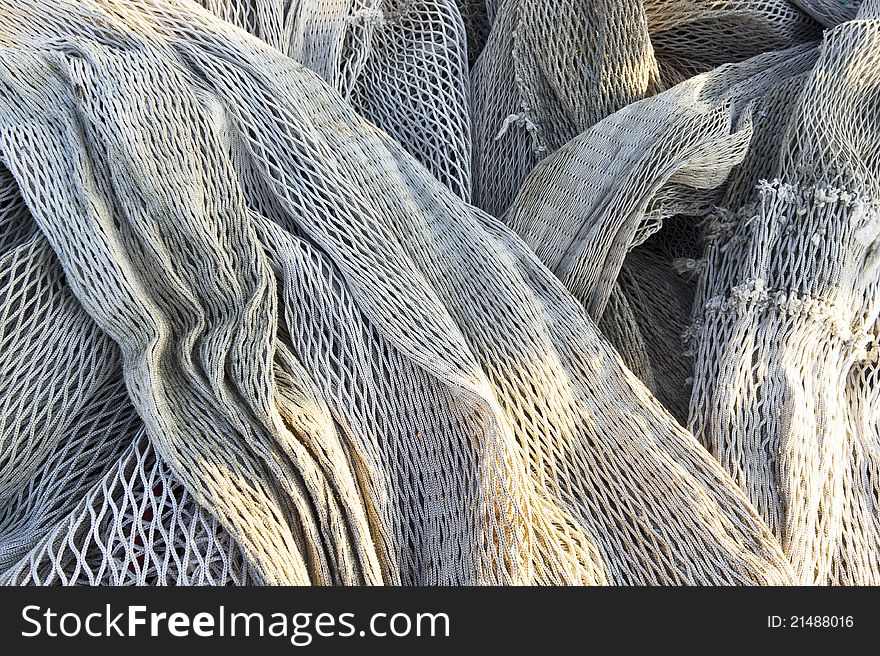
xmin=0 ymin=0 xmax=802 ymax=585
xmin=687 ymin=0 xmax=880 ymax=583
xmin=195 ymin=0 xmax=474 ymax=199
xmin=0 ymin=0 xmax=877 ymax=587
xmin=645 ymin=0 xmax=821 ymax=81
xmin=471 ymin=0 xmax=820 ymax=217
xmin=472 ymin=0 xmax=660 ymax=217
xmin=791 ymin=0 xmax=862 ymax=27
xmin=2 ymin=429 xmax=258 ymax=586
xmin=501 ymin=45 xmax=820 ymax=419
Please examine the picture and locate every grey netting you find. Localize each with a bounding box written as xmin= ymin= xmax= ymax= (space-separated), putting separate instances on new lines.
xmin=471 ymin=0 xmax=820 ymax=218
xmin=501 ymin=46 xmax=819 ymax=420
xmin=0 ymin=232 xmax=137 ymax=571
xmin=596 ymin=279 xmax=658 ymax=398
xmin=791 ymin=0 xmax=861 ymax=27
xmin=645 ymin=0 xmax=821 ymax=82
xmin=196 ymin=0 xmax=474 ymax=199
xmin=0 ymin=228 xmax=252 ymax=584
xmin=2 ymin=430 xmax=258 ymax=586
xmin=0 ymin=0 xmax=799 ymax=586
xmin=1 ymin=0 xmax=878 ymax=587
xmin=469 ymin=3 xmax=821 ymax=418
xmin=620 ymin=242 xmax=698 ymax=425
xmin=687 ymin=0 xmax=880 ymax=583
xmin=834 ymin=346 xmax=880 ymax=584
xmin=455 ymin=0 xmax=491 ymax=65
xmin=348 ymin=0 xmax=473 ymax=200
xmin=472 ymin=0 xmax=659 ymax=217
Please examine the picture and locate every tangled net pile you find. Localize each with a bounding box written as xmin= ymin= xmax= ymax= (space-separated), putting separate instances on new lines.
xmin=0 ymin=0 xmax=877 ymax=586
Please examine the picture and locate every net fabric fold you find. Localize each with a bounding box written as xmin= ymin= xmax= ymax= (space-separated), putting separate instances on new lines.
xmin=470 ymin=3 xmax=819 ymax=416
xmin=0 ymin=168 xmax=254 ymax=584
xmin=471 ymin=0 xmax=820 ymax=219
xmin=686 ymin=0 xmax=880 ymax=583
xmin=0 ymin=235 xmax=137 ymax=572
xmin=1 ymin=429 xmax=259 ymax=586
xmin=500 ymin=47 xmax=821 ymax=311
xmin=0 ymin=0 xmax=795 ymax=585
xmin=790 ymin=0 xmax=862 ymax=27
xmin=454 ymin=0 xmax=491 ymax=65
xmin=644 ymin=0 xmax=821 ymax=83
xmin=834 ymin=343 xmax=880 ymax=584
xmin=499 ymin=46 xmax=818 ymax=423
xmin=195 ymin=0 xmax=475 ymax=200
xmin=471 ymin=0 xmax=660 ymax=217
xmin=620 ymin=242 xmax=699 ymax=425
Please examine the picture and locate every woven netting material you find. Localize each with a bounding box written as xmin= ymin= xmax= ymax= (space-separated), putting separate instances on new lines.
xmin=470 ymin=1 xmax=822 ymax=418
xmin=0 ymin=0 xmax=804 ymax=586
xmin=471 ymin=0 xmax=821 ymax=217
xmin=686 ymin=0 xmax=880 ymax=584
xmin=502 ymin=44 xmax=822 ymax=425
xmin=484 ymin=0 xmax=880 ymax=583
xmin=792 ymin=0 xmax=862 ymax=27
xmin=196 ymin=0 xmax=474 ymax=200
xmin=0 ymin=0 xmax=878 ymax=586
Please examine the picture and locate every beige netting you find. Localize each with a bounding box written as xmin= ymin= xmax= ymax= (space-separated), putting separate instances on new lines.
xmin=195 ymin=0 xmax=474 ymax=199
xmin=468 ymin=2 xmax=822 ymax=418
xmin=0 ymin=0 xmax=877 ymax=587
xmin=686 ymin=0 xmax=880 ymax=583
xmin=471 ymin=0 xmax=820 ymax=217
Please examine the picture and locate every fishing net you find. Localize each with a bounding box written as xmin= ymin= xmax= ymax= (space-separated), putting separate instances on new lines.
xmin=471 ymin=0 xmax=660 ymax=217
xmin=687 ymin=0 xmax=880 ymax=583
xmin=468 ymin=1 xmax=822 ymax=415
xmin=196 ymin=0 xmax=474 ymax=199
xmin=0 ymin=0 xmax=877 ymax=587
xmin=502 ymin=44 xmax=820 ymax=425
xmin=471 ymin=0 xmax=820 ymax=217
xmin=834 ymin=347 xmax=880 ymax=584
xmin=791 ymin=0 xmax=862 ymax=27
xmin=455 ymin=0 xmax=491 ymax=64
xmin=0 ymin=0 xmax=799 ymax=586
xmin=644 ymin=0 xmax=822 ymax=81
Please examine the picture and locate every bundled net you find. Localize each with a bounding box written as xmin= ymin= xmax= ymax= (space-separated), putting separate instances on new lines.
xmin=501 ymin=44 xmax=821 ymax=426
xmin=471 ymin=0 xmax=820 ymax=217
xmin=0 ymin=0 xmax=800 ymax=586
xmin=791 ymin=0 xmax=862 ymax=27
xmin=687 ymin=0 xmax=880 ymax=583
xmin=469 ymin=1 xmax=821 ymax=417
xmin=196 ymin=0 xmax=474 ymax=199
xmin=0 ymin=0 xmax=876 ymax=587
